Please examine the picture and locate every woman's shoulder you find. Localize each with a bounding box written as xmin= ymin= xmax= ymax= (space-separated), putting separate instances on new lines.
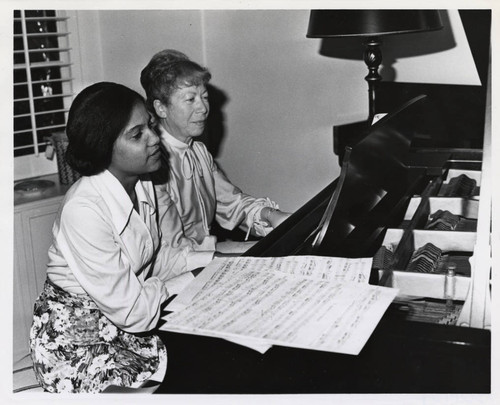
xmin=63 ymin=176 xmax=98 ymax=202
xmin=60 ymin=175 xmax=115 ymax=218
xmin=61 ymin=178 xmax=104 ymax=211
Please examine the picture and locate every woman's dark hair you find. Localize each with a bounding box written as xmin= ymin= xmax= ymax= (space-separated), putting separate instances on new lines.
xmin=65 ymin=82 xmax=145 ymax=176
xmin=140 ymin=49 xmax=212 ymax=115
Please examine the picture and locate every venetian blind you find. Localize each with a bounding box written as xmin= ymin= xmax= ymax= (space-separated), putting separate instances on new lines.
xmin=13 ymin=10 xmax=74 ymax=158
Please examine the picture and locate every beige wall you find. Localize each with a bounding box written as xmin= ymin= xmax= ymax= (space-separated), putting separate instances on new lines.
xmin=202 ymin=10 xmax=354 ymax=211
xmin=71 ymin=9 xmax=478 ymax=212
xmin=72 ymin=9 xmax=365 ymax=212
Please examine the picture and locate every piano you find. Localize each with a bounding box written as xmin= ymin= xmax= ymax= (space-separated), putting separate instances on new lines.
xmin=156 ymin=10 xmax=491 ymax=394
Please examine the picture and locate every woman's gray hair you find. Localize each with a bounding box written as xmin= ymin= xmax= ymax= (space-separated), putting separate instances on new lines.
xmin=140 ymin=49 xmax=211 ymax=115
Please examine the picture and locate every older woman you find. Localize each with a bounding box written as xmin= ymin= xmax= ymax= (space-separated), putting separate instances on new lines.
xmin=140 ymin=49 xmax=290 ymax=260
xmin=29 ymin=82 xmax=193 ymax=393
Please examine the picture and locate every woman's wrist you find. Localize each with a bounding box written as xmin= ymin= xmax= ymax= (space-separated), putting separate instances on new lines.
xmin=260 ymin=207 xmax=291 ymax=229
xmin=260 ymin=207 xmax=278 ymax=225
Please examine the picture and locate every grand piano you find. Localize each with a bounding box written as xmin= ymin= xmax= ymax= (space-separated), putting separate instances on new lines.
xmin=156 ymin=10 xmax=491 ymax=394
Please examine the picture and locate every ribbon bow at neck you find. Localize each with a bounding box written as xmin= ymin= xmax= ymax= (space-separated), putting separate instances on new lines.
xmin=181 ymin=147 xmax=204 ymax=179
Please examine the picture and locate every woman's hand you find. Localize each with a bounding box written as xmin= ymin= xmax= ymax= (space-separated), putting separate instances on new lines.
xmin=260 ymin=207 xmax=292 ymax=229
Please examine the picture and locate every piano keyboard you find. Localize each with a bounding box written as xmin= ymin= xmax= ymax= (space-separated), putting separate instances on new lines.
xmin=374 ymin=243 xmax=471 ymax=276
xmin=393 ymin=299 xmax=463 ymax=325
xmin=438 ymin=173 xmax=479 ymax=197
xmin=377 ymin=161 xmax=482 ymax=322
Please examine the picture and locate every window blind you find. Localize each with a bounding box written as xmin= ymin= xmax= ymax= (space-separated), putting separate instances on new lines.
xmin=13 ymin=10 xmax=74 ymax=158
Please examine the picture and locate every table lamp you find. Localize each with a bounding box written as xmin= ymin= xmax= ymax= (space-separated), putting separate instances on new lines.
xmin=306 ymin=10 xmax=443 ymax=122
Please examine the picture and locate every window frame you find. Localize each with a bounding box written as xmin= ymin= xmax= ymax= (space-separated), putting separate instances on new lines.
xmin=13 ymin=10 xmax=77 ymax=181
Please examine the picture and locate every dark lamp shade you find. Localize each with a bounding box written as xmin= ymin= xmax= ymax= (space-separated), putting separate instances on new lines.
xmin=307 ymin=10 xmax=443 ymax=38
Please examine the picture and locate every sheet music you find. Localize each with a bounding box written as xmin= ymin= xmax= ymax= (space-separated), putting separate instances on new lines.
xmin=166 ymin=256 xmax=372 ymax=312
xmin=161 ymin=256 xmax=397 ymax=355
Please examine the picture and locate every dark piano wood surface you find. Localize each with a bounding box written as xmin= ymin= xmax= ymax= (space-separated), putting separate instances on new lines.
xmin=157 ymin=96 xmax=491 ymax=394
xmin=158 ymin=311 xmax=489 ymax=393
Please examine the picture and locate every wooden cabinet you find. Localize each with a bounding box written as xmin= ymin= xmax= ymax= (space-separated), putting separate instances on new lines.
xmin=13 ymin=176 xmax=68 ymax=366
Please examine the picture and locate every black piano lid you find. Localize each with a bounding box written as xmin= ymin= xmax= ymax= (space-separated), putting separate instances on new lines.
xmin=312 ymin=94 xmax=449 ymax=258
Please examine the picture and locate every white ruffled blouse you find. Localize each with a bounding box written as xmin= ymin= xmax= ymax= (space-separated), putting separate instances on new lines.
xmin=155 ymin=126 xmax=277 ymax=255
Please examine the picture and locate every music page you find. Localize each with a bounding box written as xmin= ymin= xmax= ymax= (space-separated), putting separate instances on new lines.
xmin=161 ymin=256 xmax=397 ymax=355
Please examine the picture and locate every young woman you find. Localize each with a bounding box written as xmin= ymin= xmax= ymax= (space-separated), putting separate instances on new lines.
xmin=140 ymin=49 xmax=291 ymax=262
xmin=29 ymin=82 xmax=192 ymax=393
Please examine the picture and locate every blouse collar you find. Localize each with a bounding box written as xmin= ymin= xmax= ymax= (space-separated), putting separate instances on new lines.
xmin=92 ymin=170 xmax=155 ymax=234
xmin=157 ymin=125 xmax=202 ymax=179
xmin=158 ymin=125 xmax=193 ymax=150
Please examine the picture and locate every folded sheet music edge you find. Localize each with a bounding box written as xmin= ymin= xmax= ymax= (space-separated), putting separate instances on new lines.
xmin=161 ymin=256 xmax=398 ymax=355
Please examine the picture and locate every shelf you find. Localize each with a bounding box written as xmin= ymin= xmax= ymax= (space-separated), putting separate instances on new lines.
xmin=14 ymin=173 xmax=71 ymax=207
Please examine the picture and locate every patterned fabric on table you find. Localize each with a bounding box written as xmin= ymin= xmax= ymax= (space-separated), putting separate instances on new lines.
xmin=29 ymin=279 xmax=167 ymax=393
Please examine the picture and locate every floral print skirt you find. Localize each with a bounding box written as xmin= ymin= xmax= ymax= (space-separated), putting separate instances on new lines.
xmin=29 ymin=279 xmax=167 ymax=393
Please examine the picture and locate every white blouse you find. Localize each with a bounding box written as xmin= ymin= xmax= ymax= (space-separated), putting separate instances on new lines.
xmin=154 ymin=127 xmax=277 ymax=255
xmin=47 ymin=170 xmax=187 ymax=333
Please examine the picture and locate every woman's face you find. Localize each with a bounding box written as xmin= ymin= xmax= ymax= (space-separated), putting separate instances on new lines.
xmin=158 ymin=84 xmax=209 ymax=143
xmin=108 ymin=102 xmax=161 ymax=184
